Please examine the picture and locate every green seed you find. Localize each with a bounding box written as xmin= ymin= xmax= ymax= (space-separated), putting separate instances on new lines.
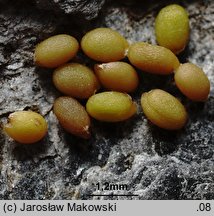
xmin=53 ymin=63 xmax=100 ymax=99
xmin=86 ymin=91 xmax=137 ymax=122
xmin=155 ymin=4 xmax=190 ymax=54
xmin=81 ymin=28 xmax=129 ymax=62
xmin=94 ymin=62 xmax=139 ymax=92
xmin=34 ymin=34 xmax=79 ymax=68
xmin=175 ymin=63 xmax=210 ymax=101
xmin=128 ymin=42 xmax=180 ymax=75
xmin=141 ymin=89 xmax=188 ymax=130
xmin=53 ymin=97 xmax=91 ymax=139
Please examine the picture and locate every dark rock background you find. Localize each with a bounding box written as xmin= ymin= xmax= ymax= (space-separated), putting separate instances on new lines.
xmin=0 ymin=0 xmax=213 ymax=200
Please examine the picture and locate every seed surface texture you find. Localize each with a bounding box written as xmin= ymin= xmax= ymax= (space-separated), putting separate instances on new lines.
xmin=81 ymin=28 xmax=129 ymax=62
xmin=34 ymin=34 xmax=79 ymax=68
xmin=155 ymin=4 xmax=189 ymax=54
xmin=4 ymin=111 xmax=48 ymax=144
xmin=53 ymin=97 xmax=91 ymax=139
xmin=86 ymin=91 xmax=137 ymax=122
xmin=94 ymin=62 xmax=139 ymax=92
xmin=175 ymin=63 xmax=210 ymax=101
xmin=128 ymin=42 xmax=180 ymax=75
xmin=53 ymin=63 xmax=100 ymax=99
xmin=141 ymin=89 xmax=187 ymax=130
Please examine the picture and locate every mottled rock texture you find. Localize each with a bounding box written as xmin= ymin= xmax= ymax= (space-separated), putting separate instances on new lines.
xmin=35 ymin=0 xmax=106 ymax=20
xmin=0 ymin=0 xmax=213 ymax=200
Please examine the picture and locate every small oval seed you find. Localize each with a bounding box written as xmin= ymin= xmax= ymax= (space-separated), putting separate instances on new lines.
xmin=81 ymin=28 xmax=129 ymax=62
xmin=141 ymin=89 xmax=187 ymax=130
xmin=53 ymin=63 xmax=100 ymax=99
xmin=53 ymin=97 xmax=91 ymax=139
xmin=128 ymin=42 xmax=180 ymax=75
xmin=94 ymin=62 xmax=139 ymax=92
xmin=4 ymin=111 xmax=48 ymax=144
xmin=34 ymin=34 xmax=79 ymax=68
xmin=175 ymin=63 xmax=210 ymax=101
xmin=155 ymin=4 xmax=190 ymax=54
xmin=86 ymin=91 xmax=137 ymax=122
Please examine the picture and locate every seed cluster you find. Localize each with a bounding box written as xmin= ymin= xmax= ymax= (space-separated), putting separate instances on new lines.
xmin=3 ymin=4 xmax=210 ymax=143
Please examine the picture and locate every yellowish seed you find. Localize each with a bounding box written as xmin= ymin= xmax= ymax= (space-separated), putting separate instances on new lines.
xmin=4 ymin=111 xmax=48 ymax=144
xmin=81 ymin=28 xmax=129 ymax=62
xmin=86 ymin=91 xmax=137 ymax=122
xmin=141 ymin=89 xmax=188 ymax=130
xmin=53 ymin=97 xmax=91 ymax=139
xmin=128 ymin=42 xmax=180 ymax=75
xmin=175 ymin=63 xmax=210 ymax=101
xmin=155 ymin=4 xmax=190 ymax=54
xmin=34 ymin=34 xmax=79 ymax=68
xmin=53 ymin=63 xmax=100 ymax=99
xmin=94 ymin=62 xmax=139 ymax=93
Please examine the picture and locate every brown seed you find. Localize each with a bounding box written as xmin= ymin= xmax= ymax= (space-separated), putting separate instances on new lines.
xmin=175 ymin=63 xmax=210 ymax=101
xmin=53 ymin=63 xmax=100 ymax=99
xmin=53 ymin=96 xmax=91 ymax=139
xmin=94 ymin=62 xmax=139 ymax=93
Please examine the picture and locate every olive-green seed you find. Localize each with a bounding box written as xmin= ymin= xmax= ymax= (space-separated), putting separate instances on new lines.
xmin=128 ymin=42 xmax=180 ymax=75
xmin=4 ymin=111 xmax=48 ymax=144
xmin=94 ymin=62 xmax=139 ymax=92
xmin=175 ymin=63 xmax=210 ymax=101
xmin=53 ymin=63 xmax=100 ymax=99
xmin=141 ymin=89 xmax=188 ymax=130
xmin=86 ymin=91 xmax=137 ymax=122
xmin=34 ymin=34 xmax=79 ymax=68
xmin=81 ymin=28 xmax=129 ymax=62
xmin=155 ymin=4 xmax=190 ymax=54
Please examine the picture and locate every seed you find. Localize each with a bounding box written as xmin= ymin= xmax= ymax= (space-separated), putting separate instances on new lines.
xmin=34 ymin=34 xmax=79 ymax=68
xmin=128 ymin=42 xmax=180 ymax=75
xmin=94 ymin=62 xmax=139 ymax=93
xmin=4 ymin=111 xmax=48 ymax=144
xmin=86 ymin=91 xmax=137 ymax=122
xmin=53 ymin=63 xmax=100 ymax=99
xmin=174 ymin=63 xmax=210 ymax=101
xmin=53 ymin=97 xmax=91 ymax=139
xmin=155 ymin=4 xmax=190 ymax=54
xmin=81 ymin=28 xmax=129 ymax=62
xmin=141 ymin=89 xmax=187 ymax=130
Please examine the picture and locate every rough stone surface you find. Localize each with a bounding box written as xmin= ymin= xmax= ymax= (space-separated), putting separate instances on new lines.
xmin=35 ymin=0 xmax=106 ymax=20
xmin=0 ymin=0 xmax=213 ymax=200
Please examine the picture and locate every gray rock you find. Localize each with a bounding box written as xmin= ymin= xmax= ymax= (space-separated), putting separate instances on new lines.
xmin=35 ymin=0 xmax=106 ymax=20
xmin=0 ymin=0 xmax=213 ymax=200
